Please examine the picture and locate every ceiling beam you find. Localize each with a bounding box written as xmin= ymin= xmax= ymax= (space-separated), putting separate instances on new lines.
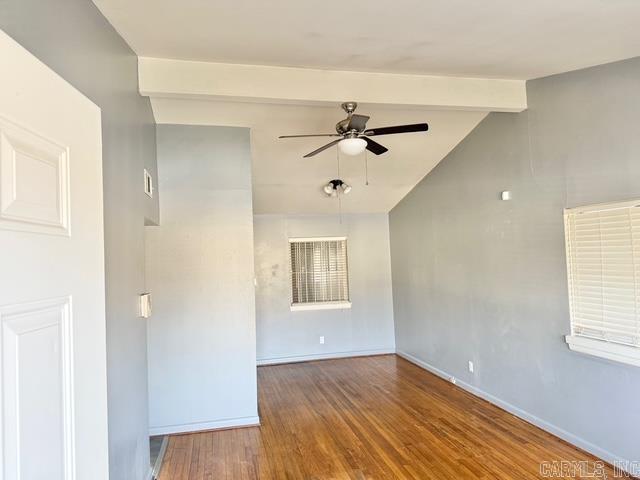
xmin=138 ymin=57 xmax=527 ymax=112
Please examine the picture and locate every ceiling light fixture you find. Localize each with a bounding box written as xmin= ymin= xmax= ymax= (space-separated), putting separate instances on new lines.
xmin=338 ymin=137 xmax=367 ymax=156
xmin=324 ymin=179 xmax=352 ymax=197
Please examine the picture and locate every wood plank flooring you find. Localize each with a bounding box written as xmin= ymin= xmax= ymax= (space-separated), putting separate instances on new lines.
xmin=158 ymin=355 xmax=617 ymax=479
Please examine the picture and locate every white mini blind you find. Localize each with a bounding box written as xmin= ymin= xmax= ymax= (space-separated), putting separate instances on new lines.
xmin=564 ymin=200 xmax=640 ymax=348
xmin=289 ymin=238 xmax=349 ymax=305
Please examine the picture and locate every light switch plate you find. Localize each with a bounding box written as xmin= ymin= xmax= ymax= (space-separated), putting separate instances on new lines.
xmin=139 ymin=293 xmax=152 ymax=318
xmin=144 ymin=169 xmax=153 ymax=198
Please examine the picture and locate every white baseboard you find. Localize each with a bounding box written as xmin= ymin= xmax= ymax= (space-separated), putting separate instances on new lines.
xmin=145 ymin=467 xmax=154 ymax=480
xmin=149 ymin=415 xmax=260 ymax=436
xmin=396 ymin=350 xmax=633 ymax=475
xmin=257 ymin=348 xmax=395 ymax=366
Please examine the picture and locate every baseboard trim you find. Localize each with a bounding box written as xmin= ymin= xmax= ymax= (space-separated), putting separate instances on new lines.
xmin=396 ymin=350 xmax=633 ymax=476
xmin=145 ymin=467 xmax=154 ymax=480
xmin=257 ymin=348 xmax=395 ymax=366
xmin=149 ymin=415 xmax=260 ymax=436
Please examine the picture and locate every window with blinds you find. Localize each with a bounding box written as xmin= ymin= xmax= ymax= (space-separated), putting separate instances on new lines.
xmin=289 ymin=237 xmax=350 ymax=310
xmin=564 ymin=199 xmax=640 ymax=367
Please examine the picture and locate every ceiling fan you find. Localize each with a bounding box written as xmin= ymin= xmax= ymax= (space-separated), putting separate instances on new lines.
xmin=279 ymin=102 xmax=429 ymax=158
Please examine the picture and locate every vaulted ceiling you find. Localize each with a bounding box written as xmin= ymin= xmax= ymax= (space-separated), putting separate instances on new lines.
xmin=138 ymin=59 xmax=517 ymax=213
xmin=93 ymin=0 xmax=640 ymax=213
xmin=150 ymin=99 xmax=487 ymax=214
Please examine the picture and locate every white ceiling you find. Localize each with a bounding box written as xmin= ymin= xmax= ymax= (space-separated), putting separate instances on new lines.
xmin=151 ymin=99 xmax=486 ymax=214
xmin=94 ymin=0 xmax=640 ymax=79
xmin=93 ymin=0 xmax=640 ymax=214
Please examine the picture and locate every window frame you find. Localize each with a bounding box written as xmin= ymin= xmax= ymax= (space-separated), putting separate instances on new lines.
xmin=288 ymin=236 xmax=352 ymax=312
xmin=563 ymin=199 xmax=640 ymax=367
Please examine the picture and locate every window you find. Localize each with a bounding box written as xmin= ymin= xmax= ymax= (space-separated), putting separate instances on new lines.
xmin=289 ymin=237 xmax=351 ymax=311
xmin=564 ymin=199 xmax=640 ymax=367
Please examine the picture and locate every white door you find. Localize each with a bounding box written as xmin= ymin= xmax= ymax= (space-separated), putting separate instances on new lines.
xmin=0 ymin=30 xmax=109 ymax=480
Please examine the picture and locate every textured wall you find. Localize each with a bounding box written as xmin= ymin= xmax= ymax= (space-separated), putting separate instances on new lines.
xmin=390 ymin=57 xmax=640 ymax=465
xmin=254 ymin=214 xmax=395 ymax=363
xmin=0 ymin=2 xmax=158 ymax=478
xmin=146 ymin=125 xmax=258 ymax=434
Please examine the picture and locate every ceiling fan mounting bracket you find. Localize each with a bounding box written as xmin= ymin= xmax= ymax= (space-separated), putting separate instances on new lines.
xmin=341 ymin=102 xmax=358 ymax=115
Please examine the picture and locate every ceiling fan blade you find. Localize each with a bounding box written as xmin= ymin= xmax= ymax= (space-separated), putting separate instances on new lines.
xmin=303 ymin=139 xmax=342 ymax=158
xmin=364 ymin=123 xmax=429 ymax=136
xmin=364 ymin=137 xmax=388 ymax=155
xmin=347 ymin=114 xmax=370 ymax=132
xmin=279 ymin=134 xmax=341 ymax=139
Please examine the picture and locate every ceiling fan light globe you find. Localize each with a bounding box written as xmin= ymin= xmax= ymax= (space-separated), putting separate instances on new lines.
xmin=338 ymin=137 xmax=367 ymax=156
xmin=342 ymin=184 xmax=352 ymax=194
xmin=323 ymin=184 xmax=334 ymax=195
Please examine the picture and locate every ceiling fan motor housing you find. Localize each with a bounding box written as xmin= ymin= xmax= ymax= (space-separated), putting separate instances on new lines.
xmin=336 ymin=119 xmax=352 ymax=135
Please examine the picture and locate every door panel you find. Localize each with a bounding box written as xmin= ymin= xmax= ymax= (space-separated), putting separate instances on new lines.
xmin=0 ymin=117 xmax=70 ymax=235
xmin=1 ymin=298 xmax=72 ymax=480
xmin=0 ymin=29 xmax=108 ymax=480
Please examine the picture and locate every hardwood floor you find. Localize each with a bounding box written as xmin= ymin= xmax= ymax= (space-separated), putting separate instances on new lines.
xmin=158 ymin=355 xmax=617 ymax=479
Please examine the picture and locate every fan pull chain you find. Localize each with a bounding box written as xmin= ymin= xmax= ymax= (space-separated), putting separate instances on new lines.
xmin=365 ymin=150 xmax=369 ymax=186
xmin=337 ymin=146 xmax=343 ymax=223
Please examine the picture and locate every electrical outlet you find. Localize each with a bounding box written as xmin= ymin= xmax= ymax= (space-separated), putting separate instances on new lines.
xmin=319 ymin=336 xmax=325 ymax=344
xmin=468 ymin=361 xmax=474 ymax=373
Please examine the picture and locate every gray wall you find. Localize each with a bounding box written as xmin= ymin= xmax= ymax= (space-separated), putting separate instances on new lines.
xmin=390 ymin=57 xmax=640 ymax=465
xmin=146 ymin=125 xmax=258 ymax=434
xmin=254 ymin=214 xmax=396 ymax=363
xmin=0 ymin=2 xmax=159 ymax=478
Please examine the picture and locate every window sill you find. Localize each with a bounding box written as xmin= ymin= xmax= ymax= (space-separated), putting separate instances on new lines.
xmin=290 ymin=301 xmax=352 ymax=312
xmin=565 ymin=335 xmax=640 ymax=368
